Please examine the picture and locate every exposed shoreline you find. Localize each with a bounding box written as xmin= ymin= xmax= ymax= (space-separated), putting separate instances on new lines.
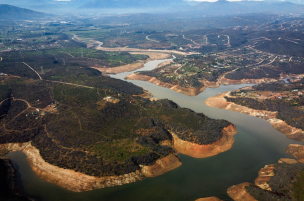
xmin=92 ymin=52 xmax=171 ymax=74
xmin=227 ymin=182 xmax=257 ymax=201
xmin=126 ymin=72 xmax=282 ymax=97
xmin=126 ymin=73 xmax=207 ymax=96
xmin=171 ymin=124 xmax=237 ymax=158
xmin=226 ymin=155 xmax=302 ymax=201
xmin=0 ymin=123 xmax=237 ymax=192
xmin=205 ymin=91 xmax=304 ymax=200
xmin=0 ymin=142 xmax=182 ymax=192
xmin=205 ymin=92 xmax=304 ymax=141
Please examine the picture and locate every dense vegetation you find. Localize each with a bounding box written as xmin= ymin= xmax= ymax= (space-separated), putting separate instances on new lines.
xmin=246 ymin=163 xmax=304 ymax=201
xmin=225 ymin=96 xmax=304 ymax=130
xmin=226 ymin=79 xmax=304 ymax=130
xmin=225 ymin=60 xmax=304 ymax=80
xmin=0 ymin=31 xmax=234 ymax=177
xmin=0 ymin=72 xmax=230 ymax=177
xmin=252 ymin=79 xmax=304 ymax=92
xmin=246 ymin=184 xmax=291 ymax=201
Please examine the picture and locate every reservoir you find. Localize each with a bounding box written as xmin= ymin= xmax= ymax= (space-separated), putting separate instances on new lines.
xmin=7 ymin=58 xmax=304 ymax=201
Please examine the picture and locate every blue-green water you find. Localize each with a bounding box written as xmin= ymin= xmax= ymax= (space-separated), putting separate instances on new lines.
xmin=7 ymin=59 xmax=304 ymax=201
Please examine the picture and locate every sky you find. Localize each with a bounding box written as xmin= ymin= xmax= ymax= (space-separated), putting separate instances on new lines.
xmin=50 ymin=0 xmax=304 ymax=4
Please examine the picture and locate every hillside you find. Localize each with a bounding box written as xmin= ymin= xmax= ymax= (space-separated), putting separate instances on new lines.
xmin=0 ymin=42 xmax=236 ymax=191
xmin=0 ymin=4 xmax=46 ymax=20
xmin=81 ymin=0 xmax=188 ymax=9
xmin=186 ymin=1 xmax=304 ymax=16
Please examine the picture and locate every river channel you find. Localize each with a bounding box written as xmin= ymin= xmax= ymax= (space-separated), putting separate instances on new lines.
xmin=7 ymin=58 xmax=304 ymax=201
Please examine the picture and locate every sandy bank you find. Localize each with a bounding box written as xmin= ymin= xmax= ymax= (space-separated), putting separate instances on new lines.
xmin=171 ymin=124 xmax=237 ymax=158
xmin=205 ymin=92 xmax=304 ymax=141
xmin=0 ymin=142 xmax=181 ymax=192
xmin=219 ymin=77 xmax=277 ymax=86
xmin=254 ymin=164 xmax=274 ymax=190
xmin=92 ymin=62 xmax=145 ymax=74
xmin=126 ymin=73 xmax=206 ymax=96
xmin=286 ymin=144 xmax=304 ymax=163
xmin=140 ymin=154 xmax=181 ymax=177
xmin=227 ymin=182 xmax=257 ymax=201
xmin=92 ymin=52 xmax=171 ymax=74
xmin=133 ymin=90 xmax=153 ymax=99
xmin=195 ymin=197 xmax=223 ymax=201
xmin=226 ymin=156 xmax=302 ymax=201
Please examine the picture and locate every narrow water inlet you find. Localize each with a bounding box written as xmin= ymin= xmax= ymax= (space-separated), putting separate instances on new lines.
xmin=7 ymin=58 xmax=304 ymax=201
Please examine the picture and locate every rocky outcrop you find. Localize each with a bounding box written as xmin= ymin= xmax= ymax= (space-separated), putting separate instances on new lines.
xmin=140 ymin=154 xmax=182 ymax=177
xmin=171 ymin=124 xmax=237 ymax=158
xmin=0 ymin=142 xmax=182 ymax=192
xmin=278 ymin=158 xmax=299 ymax=164
xmin=126 ymin=73 xmax=206 ymax=96
xmin=227 ymin=157 xmax=304 ymax=201
xmin=227 ymin=182 xmax=258 ymax=201
xmin=205 ymin=92 xmax=304 ymax=141
xmin=286 ymin=144 xmax=304 ymax=163
xmin=195 ymin=197 xmax=223 ymax=201
xmin=254 ymin=165 xmax=274 ymax=191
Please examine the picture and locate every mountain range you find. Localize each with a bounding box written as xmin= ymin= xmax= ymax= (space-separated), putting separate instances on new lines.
xmin=186 ymin=0 xmax=304 ymax=16
xmin=1 ymin=0 xmax=304 ymax=17
xmin=0 ymin=4 xmax=47 ymax=20
xmin=81 ymin=0 xmax=188 ymax=9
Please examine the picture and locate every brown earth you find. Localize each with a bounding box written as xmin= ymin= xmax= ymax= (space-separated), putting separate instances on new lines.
xmin=0 ymin=123 xmax=239 ymax=192
xmin=171 ymin=124 xmax=237 ymax=158
xmin=286 ymin=144 xmax=304 ymax=163
xmin=126 ymin=73 xmax=206 ymax=96
xmin=140 ymin=154 xmax=182 ymax=177
xmin=155 ymin=60 xmax=173 ymax=69
xmin=92 ymin=52 xmax=171 ymax=74
xmin=227 ymin=182 xmax=257 ymax=201
xmin=205 ymin=92 xmax=304 ymax=141
xmin=130 ymin=52 xmax=171 ymax=60
xmin=133 ymin=90 xmax=152 ymax=99
xmin=95 ymin=46 xmax=197 ymax=56
xmin=219 ymin=77 xmax=277 ymax=86
xmin=278 ymin=158 xmax=299 ymax=164
xmin=74 ymin=34 xmax=198 ymax=56
xmin=0 ymin=142 xmax=181 ymax=192
xmin=92 ymin=61 xmax=145 ymax=74
xmin=195 ymin=197 xmax=223 ymax=201
xmin=254 ymin=164 xmax=274 ymax=190
xmin=227 ymin=157 xmax=302 ymax=201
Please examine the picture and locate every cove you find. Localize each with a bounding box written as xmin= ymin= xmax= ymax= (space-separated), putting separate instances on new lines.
xmin=7 ymin=58 xmax=304 ymax=201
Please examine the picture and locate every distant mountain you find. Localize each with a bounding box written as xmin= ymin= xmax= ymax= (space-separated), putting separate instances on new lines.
xmin=0 ymin=4 xmax=47 ymax=20
xmin=0 ymin=0 xmax=87 ymax=13
xmin=187 ymin=0 xmax=304 ymax=16
xmin=81 ymin=0 xmax=188 ymax=9
xmin=1 ymin=0 xmax=303 ymax=15
xmin=0 ymin=0 xmax=51 ymax=10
